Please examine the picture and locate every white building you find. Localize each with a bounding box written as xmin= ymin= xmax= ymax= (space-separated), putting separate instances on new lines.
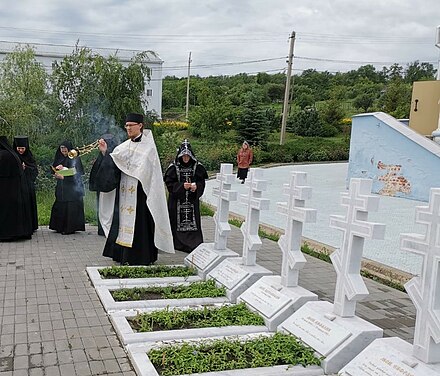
xmin=0 ymin=41 xmax=163 ymax=118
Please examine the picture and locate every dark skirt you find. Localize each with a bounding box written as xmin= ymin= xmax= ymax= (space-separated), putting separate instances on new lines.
xmin=49 ymin=199 xmax=85 ymax=234
xmin=237 ymin=168 xmax=249 ymax=180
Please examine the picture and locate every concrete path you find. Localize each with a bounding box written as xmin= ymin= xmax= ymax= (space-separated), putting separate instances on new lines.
xmin=0 ymin=217 xmax=415 ymax=375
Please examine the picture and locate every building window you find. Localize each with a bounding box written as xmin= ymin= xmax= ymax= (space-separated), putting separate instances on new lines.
xmin=146 ymin=88 xmax=153 ymax=97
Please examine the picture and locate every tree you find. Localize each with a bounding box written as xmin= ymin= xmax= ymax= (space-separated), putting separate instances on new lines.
xmin=0 ymin=45 xmax=55 ymax=142
xmin=378 ymin=80 xmax=412 ymax=118
xmin=188 ymin=88 xmax=234 ymax=140
xmin=287 ymin=106 xmax=326 ymax=137
xmin=51 ymin=45 xmax=152 ymax=143
xmin=236 ymin=93 xmax=270 ymax=147
xmin=404 ymin=61 xmax=436 ymax=84
xmin=265 ymin=83 xmax=285 ymax=102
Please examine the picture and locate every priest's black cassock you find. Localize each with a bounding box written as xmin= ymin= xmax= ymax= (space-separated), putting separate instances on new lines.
xmin=90 ymin=130 xmax=174 ymax=265
xmin=0 ymin=136 xmax=33 ymax=241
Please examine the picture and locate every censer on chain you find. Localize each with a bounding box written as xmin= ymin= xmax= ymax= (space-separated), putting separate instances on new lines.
xmin=68 ymin=139 xmax=100 ymax=159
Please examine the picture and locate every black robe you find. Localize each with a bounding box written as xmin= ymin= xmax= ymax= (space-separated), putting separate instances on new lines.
xmin=13 ymin=139 xmax=39 ymax=231
xmin=49 ymin=141 xmax=86 ymax=234
xmin=0 ymin=137 xmax=33 ymax=241
xmin=89 ymin=150 xmax=158 ymax=266
xmin=164 ymin=160 xmax=208 ymax=253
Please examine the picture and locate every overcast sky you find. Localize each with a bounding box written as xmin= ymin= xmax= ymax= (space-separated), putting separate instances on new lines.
xmin=0 ymin=0 xmax=439 ymax=77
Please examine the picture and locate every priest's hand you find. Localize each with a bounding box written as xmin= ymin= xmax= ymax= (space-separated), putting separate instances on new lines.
xmin=190 ymin=182 xmax=197 ymax=192
xmin=98 ymin=139 xmax=108 ymax=155
xmin=183 ymin=182 xmax=192 ymax=190
xmin=54 ymin=173 xmax=64 ymax=180
xmin=55 ymin=164 xmax=64 ymax=170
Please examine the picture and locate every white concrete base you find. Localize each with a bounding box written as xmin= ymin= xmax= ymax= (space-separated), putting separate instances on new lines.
xmin=109 ymin=305 xmax=269 ymax=344
xmin=207 ymin=258 xmax=273 ymax=303
xmin=339 ymin=337 xmax=440 ymax=376
xmin=126 ymin=334 xmax=325 ymax=376
xmin=86 ymin=265 xmax=201 ymax=288
xmin=238 ymin=275 xmax=318 ymax=331
xmin=184 ymin=243 xmax=239 ymax=279
xmin=95 ymin=283 xmax=229 ymax=313
xmin=278 ymin=301 xmax=383 ymax=374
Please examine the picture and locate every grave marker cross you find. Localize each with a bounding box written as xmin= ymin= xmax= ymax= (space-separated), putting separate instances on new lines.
xmin=277 ymin=171 xmax=316 ymax=287
xmin=240 ymin=168 xmax=270 ymax=266
xmin=402 ymin=188 xmax=440 ymax=364
xmin=212 ymin=163 xmax=237 ymax=250
xmin=330 ymin=178 xmax=385 ymax=317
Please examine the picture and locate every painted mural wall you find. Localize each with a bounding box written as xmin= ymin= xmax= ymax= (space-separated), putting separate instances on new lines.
xmin=347 ymin=112 xmax=440 ymax=202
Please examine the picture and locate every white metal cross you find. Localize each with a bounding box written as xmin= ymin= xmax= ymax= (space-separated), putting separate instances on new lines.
xmin=330 ymin=178 xmax=385 ymax=317
xmin=277 ymin=171 xmax=316 ymax=287
xmin=402 ymin=188 xmax=440 ymax=364
xmin=212 ymin=163 xmax=237 ymax=250
xmin=240 ymin=168 xmax=270 ymax=266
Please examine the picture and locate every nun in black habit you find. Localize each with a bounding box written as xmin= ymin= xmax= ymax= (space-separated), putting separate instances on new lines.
xmin=0 ymin=136 xmax=33 ymax=241
xmin=164 ymin=140 xmax=208 ymax=253
xmin=49 ymin=140 xmax=86 ymax=235
xmin=13 ymin=136 xmax=39 ymax=231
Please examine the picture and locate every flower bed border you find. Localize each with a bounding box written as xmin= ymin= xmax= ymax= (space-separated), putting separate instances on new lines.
xmin=86 ymin=265 xmax=201 ymax=288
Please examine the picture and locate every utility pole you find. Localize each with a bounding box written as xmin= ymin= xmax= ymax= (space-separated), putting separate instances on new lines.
xmin=280 ymin=31 xmax=296 ymax=145
xmin=185 ymin=51 xmax=192 ymax=120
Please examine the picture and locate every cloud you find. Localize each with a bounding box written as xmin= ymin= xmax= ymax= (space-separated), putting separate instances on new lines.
xmin=0 ymin=0 xmax=438 ymax=77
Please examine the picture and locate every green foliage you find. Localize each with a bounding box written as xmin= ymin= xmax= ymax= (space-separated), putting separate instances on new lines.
xmin=378 ymin=79 xmax=412 ymax=118
xmin=99 ymin=265 xmax=197 ymax=279
xmin=287 ymin=107 xmax=328 ymax=137
xmin=148 ymin=332 xmax=321 ymax=375
xmin=0 ymin=45 xmax=56 ymax=143
xmin=51 ymin=45 xmax=151 ymax=145
xmin=260 ymin=135 xmax=349 ymax=163
xmin=111 ymin=279 xmax=226 ymax=301
xmin=200 ymin=202 xmax=215 ymax=216
xmin=130 ymin=302 xmax=264 ymax=332
xmin=236 ymin=94 xmax=270 ymax=147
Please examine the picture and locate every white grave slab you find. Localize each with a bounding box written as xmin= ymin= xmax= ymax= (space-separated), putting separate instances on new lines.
xmin=329 ymin=178 xmax=386 ymax=318
xmin=109 ymin=305 xmax=268 ymax=344
xmin=207 ymin=257 xmax=272 ymax=302
xmin=238 ymin=276 xmax=317 ymax=330
xmin=339 ymin=337 xmax=440 ymax=375
xmin=86 ymin=265 xmax=201 ymax=288
xmin=239 ymin=172 xmax=317 ymax=330
xmin=341 ymin=188 xmax=440 ymax=375
xmin=95 ymin=283 xmax=229 ymax=313
xmin=185 ymin=163 xmax=239 ymax=278
xmin=278 ymin=179 xmax=385 ymax=374
xmin=126 ymin=334 xmax=325 ymax=376
xmin=401 ymin=188 xmax=440 ymax=364
xmin=279 ymin=301 xmax=382 ymax=375
xmin=206 ymin=168 xmax=272 ymax=302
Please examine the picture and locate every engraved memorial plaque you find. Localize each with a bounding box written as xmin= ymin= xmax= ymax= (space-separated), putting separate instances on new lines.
xmin=240 ymin=281 xmax=292 ymax=319
xmin=342 ymin=344 xmax=439 ymax=376
xmin=281 ymin=305 xmax=352 ymax=356
xmin=187 ymin=246 xmax=218 ymax=270
xmin=209 ymin=259 xmax=249 ymax=290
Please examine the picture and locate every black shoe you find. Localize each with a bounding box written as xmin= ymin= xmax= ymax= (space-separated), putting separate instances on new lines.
xmin=241 ymin=180 xmax=245 ymax=184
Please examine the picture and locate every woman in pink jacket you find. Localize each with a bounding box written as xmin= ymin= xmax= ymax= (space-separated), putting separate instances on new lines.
xmin=236 ymin=141 xmax=253 ymax=184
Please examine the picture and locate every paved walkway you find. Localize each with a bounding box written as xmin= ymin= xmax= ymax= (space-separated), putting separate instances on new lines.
xmin=0 ymin=217 xmax=415 ymax=375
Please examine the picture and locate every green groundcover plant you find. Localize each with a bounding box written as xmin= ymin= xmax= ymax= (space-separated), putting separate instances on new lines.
xmin=130 ymin=303 xmax=264 ymax=332
xmin=111 ymin=279 xmax=226 ymax=301
xmin=99 ymin=265 xmax=197 ymax=279
xmin=148 ymin=332 xmax=322 ymax=376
